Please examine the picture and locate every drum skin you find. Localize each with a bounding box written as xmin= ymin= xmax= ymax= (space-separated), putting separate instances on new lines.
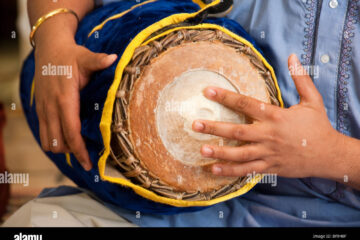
xmin=128 ymin=41 xmax=271 ymax=192
xmin=19 ymin=0 xmax=280 ymax=214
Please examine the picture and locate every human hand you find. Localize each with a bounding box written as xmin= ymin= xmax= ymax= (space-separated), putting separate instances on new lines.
xmin=192 ymin=54 xmax=344 ymax=179
xmin=34 ymin=33 xmax=117 ymax=171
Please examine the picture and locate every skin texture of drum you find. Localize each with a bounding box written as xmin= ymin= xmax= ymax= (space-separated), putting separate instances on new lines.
xmin=110 ymin=28 xmax=279 ymax=200
xmin=128 ymin=40 xmax=271 ymax=193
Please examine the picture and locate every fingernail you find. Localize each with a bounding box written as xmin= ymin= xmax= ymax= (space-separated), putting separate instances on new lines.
xmin=213 ymin=165 xmax=222 ymax=175
xmin=205 ymin=88 xmax=217 ymax=97
xmin=106 ymin=54 xmax=117 ymax=64
xmin=193 ymin=121 xmax=205 ymax=131
xmin=202 ymin=146 xmax=213 ymax=156
xmin=81 ymin=162 xmax=91 ymax=171
xmin=291 ymin=54 xmax=300 ymax=64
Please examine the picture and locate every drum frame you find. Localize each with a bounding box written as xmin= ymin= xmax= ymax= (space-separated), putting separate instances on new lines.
xmin=109 ymin=28 xmax=280 ymax=201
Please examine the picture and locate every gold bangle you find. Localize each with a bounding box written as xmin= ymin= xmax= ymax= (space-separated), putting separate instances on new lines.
xmin=29 ymin=8 xmax=79 ymax=48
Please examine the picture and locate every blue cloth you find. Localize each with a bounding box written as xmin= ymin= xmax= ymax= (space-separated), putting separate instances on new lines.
xmin=20 ymin=0 xmax=269 ymax=215
xmin=20 ymin=0 xmax=204 ymax=215
xmin=83 ymin=0 xmax=360 ymax=226
xmin=21 ymin=0 xmax=360 ymax=226
xmin=38 ymin=184 xmax=360 ymax=227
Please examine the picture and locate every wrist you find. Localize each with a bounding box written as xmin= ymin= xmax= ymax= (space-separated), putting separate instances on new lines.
xmin=33 ymin=13 xmax=78 ymax=52
xmin=317 ymin=131 xmax=352 ymax=181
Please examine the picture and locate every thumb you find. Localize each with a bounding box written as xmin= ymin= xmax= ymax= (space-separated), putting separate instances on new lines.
xmin=288 ymin=54 xmax=323 ymax=105
xmin=80 ymin=50 xmax=118 ymax=72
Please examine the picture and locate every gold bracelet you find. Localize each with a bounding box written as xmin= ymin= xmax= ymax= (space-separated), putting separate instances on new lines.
xmin=29 ymin=8 xmax=79 ymax=48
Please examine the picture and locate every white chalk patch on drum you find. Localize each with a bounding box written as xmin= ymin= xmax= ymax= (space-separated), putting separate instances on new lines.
xmin=155 ymin=69 xmax=244 ymax=166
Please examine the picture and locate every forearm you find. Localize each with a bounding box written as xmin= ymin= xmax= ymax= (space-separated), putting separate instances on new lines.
xmin=322 ymin=133 xmax=360 ymax=190
xmin=27 ymin=0 xmax=94 ymax=48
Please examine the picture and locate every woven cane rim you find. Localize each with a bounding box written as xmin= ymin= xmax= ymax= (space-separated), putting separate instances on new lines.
xmin=109 ymin=28 xmax=280 ymax=201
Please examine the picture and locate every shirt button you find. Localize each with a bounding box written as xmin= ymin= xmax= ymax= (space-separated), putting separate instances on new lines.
xmin=321 ymin=54 xmax=330 ymax=63
xmin=329 ymin=0 xmax=338 ymax=8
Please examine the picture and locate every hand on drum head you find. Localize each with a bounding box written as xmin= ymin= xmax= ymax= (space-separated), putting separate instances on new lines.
xmin=192 ymin=54 xmax=345 ymax=179
xmin=33 ymin=36 xmax=117 ymax=171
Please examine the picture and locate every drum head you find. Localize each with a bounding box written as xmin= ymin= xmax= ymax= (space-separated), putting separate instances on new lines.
xmin=110 ymin=29 xmax=279 ymax=200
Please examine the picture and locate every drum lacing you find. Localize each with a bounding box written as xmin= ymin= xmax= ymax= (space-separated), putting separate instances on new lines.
xmin=124 ymin=66 xmax=140 ymax=76
xmin=116 ymin=90 xmax=126 ymax=98
xmin=132 ymin=45 xmax=151 ymax=60
xmin=152 ymin=40 xmax=163 ymax=52
xmin=123 ymin=165 xmax=143 ymax=178
xmin=110 ymin=29 xmax=280 ymax=201
xmin=111 ymin=123 xmax=123 ymax=133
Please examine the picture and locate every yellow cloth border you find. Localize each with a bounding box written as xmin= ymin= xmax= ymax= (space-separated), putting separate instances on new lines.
xmin=141 ymin=25 xmax=283 ymax=107
xmin=25 ymin=0 xmax=283 ymax=207
xmin=97 ymin=0 xmax=284 ymax=207
xmin=29 ymin=1 xmax=158 ymax=107
xmin=87 ymin=0 xmax=220 ymax=38
xmin=193 ymin=0 xmax=234 ymax=16
xmin=87 ymin=0 xmax=158 ymax=37
xmin=192 ymin=0 xmax=207 ymax=8
xmin=30 ymin=79 xmax=35 ymax=107
xmin=29 ymin=0 xmax=228 ymax=107
xmin=28 ymin=0 xmax=220 ymax=107
xmin=29 ymin=1 xmax=159 ymax=170
xmin=65 ymin=153 xmax=72 ymax=167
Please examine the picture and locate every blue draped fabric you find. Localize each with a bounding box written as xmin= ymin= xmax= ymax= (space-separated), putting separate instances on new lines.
xmin=20 ymin=0 xmax=268 ymax=214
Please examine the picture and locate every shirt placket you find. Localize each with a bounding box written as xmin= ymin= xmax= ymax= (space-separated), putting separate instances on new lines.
xmin=306 ymin=0 xmax=349 ymax=196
